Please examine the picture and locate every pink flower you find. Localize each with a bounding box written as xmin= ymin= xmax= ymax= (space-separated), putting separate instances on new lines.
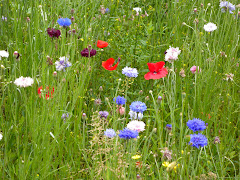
xmin=190 ymin=66 xmax=200 ymax=74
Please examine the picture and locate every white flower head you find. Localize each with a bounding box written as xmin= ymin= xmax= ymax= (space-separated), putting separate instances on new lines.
xmin=14 ymin=76 xmax=34 ymax=87
xmin=133 ymin=7 xmax=142 ymax=13
xmin=0 ymin=133 xmax=2 ymax=141
xmin=127 ymin=120 xmax=145 ymax=132
xmin=165 ymin=46 xmax=181 ymax=63
xmin=0 ymin=50 xmax=9 ymax=60
xmin=138 ymin=112 xmax=143 ymax=120
xmin=203 ymin=22 xmax=217 ymax=32
xmin=225 ymin=73 xmax=234 ymax=81
xmin=129 ymin=110 xmax=137 ymax=120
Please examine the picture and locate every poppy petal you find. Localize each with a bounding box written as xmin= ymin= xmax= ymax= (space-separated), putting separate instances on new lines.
xmin=147 ymin=62 xmax=165 ymax=72
xmin=97 ymin=40 xmax=108 ymax=48
xmin=102 ymin=58 xmax=119 ymax=71
xmin=144 ymin=68 xmax=168 ymax=80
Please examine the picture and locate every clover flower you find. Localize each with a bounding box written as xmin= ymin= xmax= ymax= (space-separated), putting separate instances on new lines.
xmin=118 ymin=128 xmax=139 ymax=139
xmin=55 ymin=56 xmax=72 ymax=71
xmin=104 ymin=129 xmax=116 ymax=138
xmin=187 ymin=118 xmax=206 ymax=132
xmin=127 ymin=120 xmax=145 ymax=132
xmin=57 ymin=18 xmax=72 ymax=27
xmin=203 ymin=22 xmax=217 ymax=32
xmin=165 ymin=46 xmax=181 ymax=63
xmin=189 ymin=133 xmax=208 ymax=148
xmin=14 ymin=76 xmax=34 ymax=87
xmin=220 ymin=1 xmax=235 ymax=14
xmin=113 ymin=96 xmax=126 ymax=105
xmin=122 ymin=66 xmax=138 ymax=78
xmin=130 ymin=101 xmax=147 ymax=113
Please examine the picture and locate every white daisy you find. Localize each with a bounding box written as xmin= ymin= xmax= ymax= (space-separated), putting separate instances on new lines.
xmin=203 ymin=22 xmax=217 ymax=32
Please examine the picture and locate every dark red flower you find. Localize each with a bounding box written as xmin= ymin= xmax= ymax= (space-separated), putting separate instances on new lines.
xmin=81 ymin=48 xmax=97 ymax=57
xmin=144 ymin=61 xmax=168 ymax=80
xmin=102 ymin=58 xmax=119 ymax=71
xmin=97 ymin=40 xmax=108 ymax=48
xmin=47 ymin=28 xmax=61 ymax=38
xmin=38 ymin=86 xmax=54 ymax=99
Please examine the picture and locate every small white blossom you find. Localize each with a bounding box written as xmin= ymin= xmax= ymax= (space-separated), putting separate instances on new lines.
xmin=14 ymin=76 xmax=34 ymax=87
xmin=203 ymin=22 xmax=217 ymax=32
xmin=0 ymin=50 xmax=9 ymax=60
xmin=133 ymin=7 xmax=142 ymax=13
xmin=165 ymin=46 xmax=181 ymax=63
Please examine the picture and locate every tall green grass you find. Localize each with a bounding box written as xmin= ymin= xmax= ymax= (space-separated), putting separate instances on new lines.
xmin=0 ymin=0 xmax=239 ymax=179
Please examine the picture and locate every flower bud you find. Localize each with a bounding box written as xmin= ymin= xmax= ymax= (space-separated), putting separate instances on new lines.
xmin=157 ymin=96 xmax=162 ymax=102
xmin=82 ymin=113 xmax=87 ymax=119
xmin=119 ymin=106 xmax=125 ymax=115
xmin=53 ymin=71 xmax=57 ymax=76
xmin=193 ymin=8 xmax=197 ymax=13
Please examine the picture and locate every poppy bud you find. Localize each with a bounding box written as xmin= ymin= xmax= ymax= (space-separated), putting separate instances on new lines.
xmin=119 ymin=106 xmax=125 ymax=115
xmin=72 ymin=29 xmax=76 ymax=33
xmin=145 ymin=96 xmax=149 ymax=101
xmin=71 ymin=16 xmax=74 ymax=21
xmin=62 ymin=78 xmax=66 ymax=82
xmin=139 ymin=90 xmax=143 ymax=95
xmin=26 ymin=17 xmax=30 ymax=22
xmin=71 ymin=9 xmax=74 ymax=14
xmin=157 ymin=96 xmax=162 ymax=102
xmin=193 ymin=8 xmax=197 ymax=13
xmin=13 ymin=51 xmax=19 ymax=57
xmin=99 ymin=86 xmax=103 ymax=91
xmin=82 ymin=113 xmax=87 ymax=119
xmin=136 ymin=174 xmax=141 ymax=179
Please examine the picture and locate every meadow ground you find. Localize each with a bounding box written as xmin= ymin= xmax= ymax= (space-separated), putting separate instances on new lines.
xmin=0 ymin=0 xmax=240 ymax=179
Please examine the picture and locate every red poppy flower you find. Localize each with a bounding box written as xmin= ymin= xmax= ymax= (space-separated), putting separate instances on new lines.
xmin=102 ymin=58 xmax=119 ymax=71
xmin=97 ymin=40 xmax=108 ymax=48
xmin=38 ymin=86 xmax=54 ymax=99
xmin=144 ymin=61 xmax=168 ymax=80
xmin=136 ymin=161 xmax=142 ymax=168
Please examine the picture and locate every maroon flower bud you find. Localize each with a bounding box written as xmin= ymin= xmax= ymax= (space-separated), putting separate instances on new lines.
xmin=47 ymin=28 xmax=61 ymax=38
xmin=71 ymin=16 xmax=75 ymax=21
xmin=81 ymin=48 xmax=97 ymax=57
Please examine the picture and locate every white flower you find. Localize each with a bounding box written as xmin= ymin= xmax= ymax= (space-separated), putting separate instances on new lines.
xmin=0 ymin=133 xmax=2 ymax=141
xmin=138 ymin=112 xmax=143 ymax=120
xmin=0 ymin=50 xmax=9 ymax=60
xmin=127 ymin=120 xmax=145 ymax=132
xmin=203 ymin=22 xmax=217 ymax=32
xmin=225 ymin=73 xmax=234 ymax=81
xmin=14 ymin=76 xmax=34 ymax=87
xmin=122 ymin=66 xmax=138 ymax=78
xmin=133 ymin=7 xmax=142 ymax=13
xmin=129 ymin=110 xmax=137 ymax=119
xmin=55 ymin=56 xmax=72 ymax=71
xmin=165 ymin=46 xmax=181 ymax=63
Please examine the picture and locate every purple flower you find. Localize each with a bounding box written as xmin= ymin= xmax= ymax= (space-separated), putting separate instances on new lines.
xmin=47 ymin=28 xmax=61 ymax=38
xmin=57 ymin=18 xmax=72 ymax=27
xmin=104 ymin=129 xmax=116 ymax=138
xmin=118 ymin=128 xmax=138 ymax=139
xmin=55 ymin=56 xmax=72 ymax=71
xmin=105 ymin=8 xmax=110 ymax=13
xmin=130 ymin=101 xmax=147 ymax=113
xmin=189 ymin=133 xmax=208 ymax=148
xmin=113 ymin=96 xmax=126 ymax=105
xmin=99 ymin=111 xmax=109 ymax=119
xmin=187 ymin=118 xmax=206 ymax=132
xmin=220 ymin=1 xmax=235 ymax=14
xmin=81 ymin=48 xmax=97 ymax=57
xmin=61 ymin=113 xmax=69 ymax=120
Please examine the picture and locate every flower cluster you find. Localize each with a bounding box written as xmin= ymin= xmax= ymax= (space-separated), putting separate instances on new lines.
xmin=220 ymin=1 xmax=235 ymax=14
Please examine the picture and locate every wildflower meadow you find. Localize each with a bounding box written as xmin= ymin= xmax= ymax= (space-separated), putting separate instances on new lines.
xmin=0 ymin=0 xmax=240 ymax=179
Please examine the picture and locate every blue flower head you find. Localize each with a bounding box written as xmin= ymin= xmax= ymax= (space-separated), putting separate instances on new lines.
xmin=220 ymin=1 xmax=235 ymax=14
xmin=104 ymin=129 xmax=116 ymax=138
xmin=118 ymin=128 xmax=138 ymax=139
xmin=99 ymin=111 xmax=109 ymax=119
xmin=57 ymin=18 xmax=72 ymax=27
xmin=130 ymin=101 xmax=147 ymax=113
xmin=189 ymin=133 xmax=208 ymax=148
xmin=113 ymin=96 xmax=126 ymax=105
xmin=187 ymin=118 xmax=206 ymax=132
xmin=122 ymin=66 xmax=138 ymax=78
xmin=105 ymin=8 xmax=110 ymax=13
xmin=166 ymin=124 xmax=172 ymax=131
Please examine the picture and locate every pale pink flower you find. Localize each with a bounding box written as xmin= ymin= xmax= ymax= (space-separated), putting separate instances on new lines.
xmin=127 ymin=120 xmax=145 ymax=132
xmin=165 ymin=46 xmax=181 ymax=63
xmin=190 ymin=66 xmax=200 ymax=74
xmin=14 ymin=76 xmax=34 ymax=87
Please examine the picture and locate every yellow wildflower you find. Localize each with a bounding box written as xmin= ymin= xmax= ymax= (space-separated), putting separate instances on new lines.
xmin=132 ymin=155 xmax=141 ymax=160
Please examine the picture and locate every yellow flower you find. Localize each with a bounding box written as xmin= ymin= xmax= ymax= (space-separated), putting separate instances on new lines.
xmin=181 ymin=150 xmax=184 ymax=154
xmin=166 ymin=161 xmax=177 ymax=172
xmin=162 ymin=161 xmax=170 ymax=167
xmin=80 ymin=38 xmax=84 ymax=41
xmin=132 ymin=155 xmax=141 ymax=160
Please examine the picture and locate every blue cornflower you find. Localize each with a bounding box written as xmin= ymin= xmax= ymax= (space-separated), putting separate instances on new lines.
xmin=187 ymin=118 xmax=206 ymax=132
xmin=61 ymin=113 xmax=69 ymax=120
xmin=130 ymin=101 xmax=147 ymax=113
xmin=105 ymin=8 xmax=110 ymax=13
xmin=220 ymin=1 xmax=235 ymax=14
xmin=113 ymin=96 xmax=126 ymax=105
xmin=166 ymin=124 xmax=172 ymax=131
xmin=99 ymin=111 xmax=109 ymax=119
xmin=189 ymin=133 xmax=208 ymax=148
xmin=118 ymin=128 xmax=138 ymax=139
xmin=122 ymin=66 xmax=138 ymax=78
xmin=57 ymin=18 xmax=72 ymax=27
xmin=104 ymin=129 xmax=116 ymax=138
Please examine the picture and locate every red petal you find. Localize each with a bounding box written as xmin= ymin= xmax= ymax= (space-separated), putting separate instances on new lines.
xmin=144 ymin=68 xmax=168 ymax=80
xmin=102 ymin=58 xmax=118 ymax=71
xmin=147 ymin=62 xmax=165 ymax=72
xmin=97 ymin=40 xmax=108 ymax=48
